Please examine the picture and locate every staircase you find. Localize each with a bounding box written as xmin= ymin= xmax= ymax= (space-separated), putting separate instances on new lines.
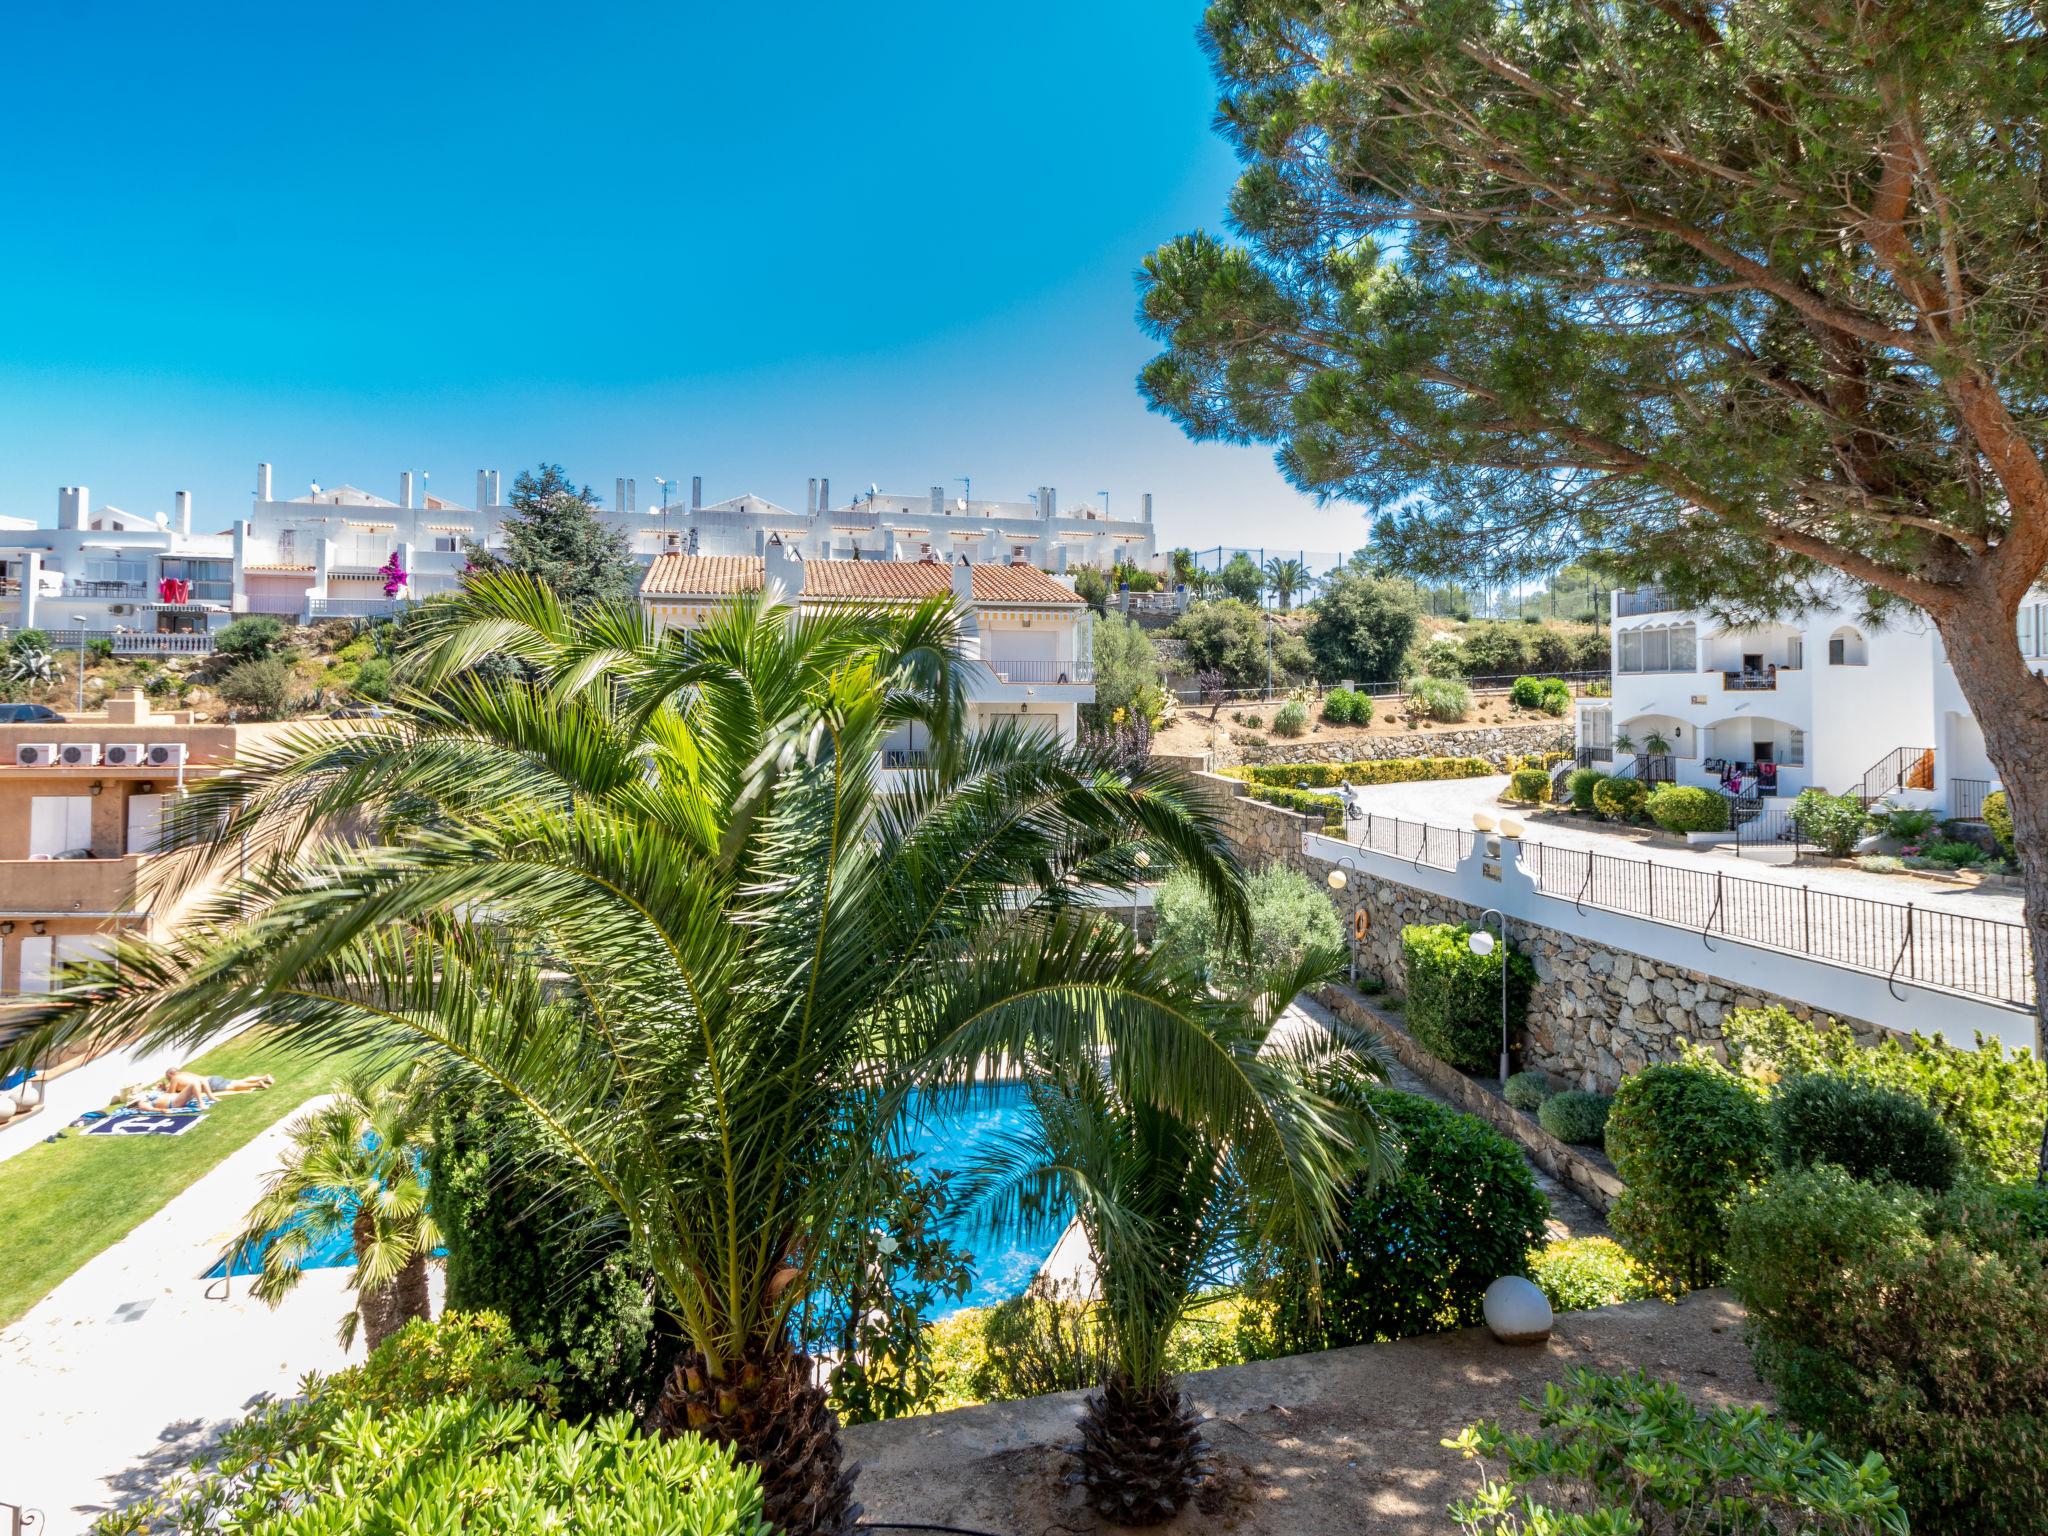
xmin=1853 ymin=746 xmax=1935 ymax=807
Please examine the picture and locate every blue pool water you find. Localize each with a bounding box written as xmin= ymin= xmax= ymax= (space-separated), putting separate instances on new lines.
xmin=210 ymin=1086 xmax=1063 ymax=1310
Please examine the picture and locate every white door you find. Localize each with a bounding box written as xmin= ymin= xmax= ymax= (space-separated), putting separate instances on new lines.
xmin=29 ymin=796 xmax=92 ymax=858
xmin=16 ymin=936 xmax=52 ymax=993
xmin=126 ymin=793 xmax=166 ymax=855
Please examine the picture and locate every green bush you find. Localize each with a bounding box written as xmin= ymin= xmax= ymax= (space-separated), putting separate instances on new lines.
xmin=1232 ymin=755 xmax=1492 ymax=788
xmin=215 ymin=657 xmax=297 ymax=720
xmin=1263 ymin=1088 xmax=1548 ymax=1351
xmin=1446 ymin=1368 xmax=1908 ymax=1535
xmin=1526 ymin=1239 xmax=1655 ymax=1313
xmin=1729 ymin=1166 xmax=2048 ymax=1535
xmin=1318 ymin=686 xmax=1373 ymax=725
xmin=1537 ymin=677 xmax=1572 ymax=716
xmin=431 ymin=1088 xmax=664 ymax=1420
xmin=1769 ymin=1073 xmax=1961 ymax=1191
xmin=1502 ymin=1070 xmax=1554 ymax=1112
xmin=97 ymin=1397 xmax=769 ymax=1536
xmin=1271 ymin=699 xmax=1309 ymax=737
xmin=85 ymin=637 xmax=115 ymax=663
xmin=345 ymin=1312 xmax=560 ymax=1416
xmin=212 ymin=615 xmax=289 ymax=662
xmin=1606 ymin=1062 xmax=1770 ymax=1291
xmin=1409 ymin=675 xmax=1472 ymax=721
xmin=1154 ymin=862 xmax=1346 ymax=991
xmin=1505 ymin=767 xmax=1551 ymax=803
xmin=1399 ymin=922 xmax=1535 ymax=1074
xmin=1645 ymin=783 xmax=1730 ymax=834
xmin=1981 ymin=789 xmax=2014 ymax=856
xmin=1590 ymin=775 xmax=1648 ymax=821
xmin=352 ymin=655 xmax=393 ymax=700
xmin=6 ymin=628 xmax=49 ymax=657
xmin=1788 ymin=788 xmax=1870 ymax=856
xmin=1720 ymin=1005 xmax=2047 ymax=1183
xmin=1537 ymin=1089 xmax=1612 ymax=1146
xmin=1241 ymin=782 xmax=1344 ymax=831
xmin=1509 ymin=675 xmax=1545 ymax=709
xmin=1921 ymin=836 xmax=1985 ymax=867
xmin=1566 ymin=767 xmax=1606 ymax=811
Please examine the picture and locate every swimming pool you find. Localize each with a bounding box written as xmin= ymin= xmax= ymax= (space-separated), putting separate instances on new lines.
xmin=210 ymin=1085 xmax=1063 ymax=1310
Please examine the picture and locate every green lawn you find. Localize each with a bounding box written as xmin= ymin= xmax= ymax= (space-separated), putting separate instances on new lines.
xmin=0 ymin=1033 xmax=357 ymax=1327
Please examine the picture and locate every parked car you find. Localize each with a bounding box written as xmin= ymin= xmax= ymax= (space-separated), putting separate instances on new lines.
xmin=0 ymin=704 xmax=65 ymax=723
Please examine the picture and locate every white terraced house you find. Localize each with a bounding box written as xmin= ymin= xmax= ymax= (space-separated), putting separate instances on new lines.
xmin=1577 ymin=585 xmax=2048 ymax=820
xmin=637 ymin=541 xmax=1095 ymax=776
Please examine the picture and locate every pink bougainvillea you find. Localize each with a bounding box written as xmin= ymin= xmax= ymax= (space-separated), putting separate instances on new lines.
xmin=378 ymin=551 xmax=408 ymax=598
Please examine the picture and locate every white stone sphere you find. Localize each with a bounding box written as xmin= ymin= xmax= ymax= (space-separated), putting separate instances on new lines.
xmin=0 ymin=1094 xmax=15 ymax=1123
xmin=12 ymin=1080 xmax=38 ymax=1108
xmin=1483 ymin=1275 xmax=1553 ymax=1345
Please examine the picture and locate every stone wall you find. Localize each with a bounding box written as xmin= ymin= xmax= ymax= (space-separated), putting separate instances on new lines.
xmin=1198 ymin=772 xmax=1895 ymax=1093
xmin=1232 ymin=722 xmax=1570 ymax=769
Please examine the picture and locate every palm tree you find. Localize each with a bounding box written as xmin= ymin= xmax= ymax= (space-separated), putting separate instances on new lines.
xmin=227 ymin=1068 xmax=438 ymax=1352
xmin=9 ymin=572 xmax=1250 ymax=1536
xmin=1264 ymin=557 xmax=1311 ymax=612
xmin=965 ymin=951 xmax=1391 ymax=1524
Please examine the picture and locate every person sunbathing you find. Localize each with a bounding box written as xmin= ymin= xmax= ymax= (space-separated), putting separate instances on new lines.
xmin=126 ymin=1082 xmax=210 ymax=1112
xmin=160 ymin=1068 xmax=273 ymax=1098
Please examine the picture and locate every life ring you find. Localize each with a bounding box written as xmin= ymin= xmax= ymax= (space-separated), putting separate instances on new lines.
xmin=1351 ymin=907 xmax=1370 ymax=942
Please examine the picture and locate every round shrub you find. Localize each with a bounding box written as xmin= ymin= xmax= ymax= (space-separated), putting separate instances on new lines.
xmin=1271 ymin=699 xmax=1309 ymax=737
xmin=1509 ymin=675 xmax=1545 ymax=709
xmin=1729 ymin=1166 xmax=2048 ymax=1535
xmin=1347 ymin=691 xmax=1374 ymax=726
xmin=1410 ymin=675 xmax=1472 ymax=722
xmin=1981 ymin=789 xmax=2014 ymax=857
xmin=1646 ymin=784 xmax=1730 ymax=835
xmin=1567 ymin=768 xmax=1607 ymax=812
xmin=1399 ymin=922 xmax=1536 ymax=1074
xmin=1767 ymin=1073 xmax=1960 ymax=1191
xmin=1507 ymin=768 xmax=1552 ymax=804
xmin=1503 ymin=1070 xmax=1554 ymax=1112
xmin=1787 ymin=787 xmax=1869 ymax=857
xmin=1537 ymin=677 xmax=1572 ymax=716
xmin=1606 ymin=1062 xmax=1771 ymax=1291
xmin=1269 ymin=1088 xmax=1549 ymax=1349
xmin=1538 ymin=1089 xmax=1613 ymax=1146
xmin=1591 ymin=775 xmax=1649 ymax=821
xmin=1527 ymin=1237 xmax=1656 ymax=1313
xmin=1321 ymin=687 xmax=1356 ymax=724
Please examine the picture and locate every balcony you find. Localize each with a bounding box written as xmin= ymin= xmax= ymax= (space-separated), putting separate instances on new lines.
xmin=1616 ymin=588 xmax=1678 ymax=617
xmin=1721 ymin=669 xmax=1780 ymax=692
xmin=307 ymin=596 xmax=409 ymax=619
xmin=65 ymin=580 xmax=153 ymax=600
xmin=983 ymin=656 xmax=1091 ymax=686
xmin=0 ymin=854 xmax=146 ymax=916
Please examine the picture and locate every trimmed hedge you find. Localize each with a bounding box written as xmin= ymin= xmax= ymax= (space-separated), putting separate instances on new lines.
xmin=1567 ymin=767 xmax=1607 ymax=811
xmin=1606 ymin=1062 xmax=1771 ymax=1291
xmin=1982 ymin=788 xmax=2014 ymax=857
xmin=1538 ymin=1089 xmax=1613 ymax=1146
xmin=1591 ymin=775 xmax=1649 ymax=820
xmin=1767 ymin=1073 xmax=1961 ymax=1191
xmin=1230 ymin=756 xmax=1494 ymax=788
xmin=1506 ymin=768 xmax=1552 ymax=803
xmin=1646 ymin=783 xmax=1730 ymax=834
xmin=1399 ymin=922 xmax=1536 ymax=1074
xmin=1527 ymin=1238 xmax=1656 ymax=1313
xmin=1321 ymin=687 xmax=1373 ymax=726
xmin=1242 ymin=783 xmax=1344 ymax=831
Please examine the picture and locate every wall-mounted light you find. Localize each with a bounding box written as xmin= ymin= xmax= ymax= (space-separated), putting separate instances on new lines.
xmin=30 ymin=921 xmax=46 ymax=935
xmin=89 ymin=780 xmax=103 ymax=798
xmin=0 ymin=921 xmax=14 ymax=936
xmin=139 ymin=781 xmax=153 ymax=793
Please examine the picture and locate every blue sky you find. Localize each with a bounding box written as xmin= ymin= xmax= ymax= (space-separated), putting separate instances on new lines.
xmin=0 ymin=0 xmax=1363 ymax=558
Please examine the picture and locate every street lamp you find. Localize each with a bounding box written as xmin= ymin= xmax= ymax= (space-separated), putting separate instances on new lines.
xmin=70 ymin=615 xmax=88 ymax=713
xmin=1466 ymin=908 xmax=1511 ymax=1086
xmin=1132 ymin=848 xmax=1152 ymax=938
xmin=1326 ymin=857 xmax=1361 ymax=982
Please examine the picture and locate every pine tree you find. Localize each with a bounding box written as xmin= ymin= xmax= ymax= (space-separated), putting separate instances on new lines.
xmin=468 ymin=464 xmax=637 ymax=610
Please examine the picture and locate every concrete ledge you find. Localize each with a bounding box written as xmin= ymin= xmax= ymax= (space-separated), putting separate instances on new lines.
xmin=1316 ymin=982 xmax=1624 ymax=1213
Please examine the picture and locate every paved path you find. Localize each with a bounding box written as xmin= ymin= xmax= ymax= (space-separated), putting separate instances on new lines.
xmin=0 ymin=1096 xmax=399 ymax=1535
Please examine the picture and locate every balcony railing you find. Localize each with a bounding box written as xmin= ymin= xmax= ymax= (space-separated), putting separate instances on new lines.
xmin=1616 ymin=588 xmax=1677 ymax=617
xmin=34 ymin=628 xmax=215 ymax=655
xmin=1721 ymin=669 xmax=1779 ymax=691
xmin=307 ymin=596 xmax=409 ymax=619
xmin=0 ymin=854 xmax=146 ymax=916
xmin=984 ymin=657 xmax=1090 ymax=685
xmin=65 ymin=580 xmax=153 ymax=600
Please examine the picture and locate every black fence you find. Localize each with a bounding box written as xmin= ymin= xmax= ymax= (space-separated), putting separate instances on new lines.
xmin=1351 ymin=812 xmax=1472 ymax=871
xmin=1731 ymin=799 xmax=1803 ymax=854
xmin=1512 ymin=839 xmax=2033 ymax=1007
xmin=1950 ymin=778 xmax=1994 ymax=822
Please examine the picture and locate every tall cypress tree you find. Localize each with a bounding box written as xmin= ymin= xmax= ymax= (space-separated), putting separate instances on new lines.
xmin=468 ymin=463 xmax=637 ymax=610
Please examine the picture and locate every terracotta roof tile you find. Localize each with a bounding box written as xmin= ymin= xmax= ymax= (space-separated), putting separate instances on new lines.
xmin=244 ymin=562 xmax=315 ymax=574
xmin=639 ymin=555 xmax=1081 ymax=606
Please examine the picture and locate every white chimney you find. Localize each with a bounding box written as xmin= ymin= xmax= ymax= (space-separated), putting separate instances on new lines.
xmin=929 ymin=485 xmax=943 ymax=518
xmin=764 ymin=533 xmax=805 ymax=597
xmin=627 ymin=478 xmax=636 ymax=513
xmin=817 ymin=476 xmax=829 ymax=513
xmin=400 ymin=471 xmax=413 ymax=509
xmin=951 ymin=554 xmax=975 ymax=605
xmin=691 ymin=475 xmax=702 ymax=509
xmin=256 ymin=463 xmax=274 ymax=502
xmin=1141 ymin=492 xmax=1153 ymax=522
xmin=807 ymin=477 xmax=818 ymax=514
xmin=488 ymin=470 xmax=501 ymax=505
xmin=478 ymin=470 xmax=489 ymax=509
xmin=1046 ymin=486 xmax=1058 ymax=517
xmin=175 ymin=490 xmax=192 ymax=537
xmin=617 ymin=477 xmax=626 ymax=511
xmin=57 ymin=486 xmax=87 ymax=530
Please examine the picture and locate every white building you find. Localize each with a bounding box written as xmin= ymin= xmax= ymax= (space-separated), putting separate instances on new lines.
xmin=638 ymin=543 xmax=1095 ymax=773
xmin=1577 ymin=585 xmax=2047 ymax=817
xmin=0 ymin=487 xmax=234 ymax=652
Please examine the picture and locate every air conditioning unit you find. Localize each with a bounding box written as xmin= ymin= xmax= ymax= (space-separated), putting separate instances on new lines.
xmin=146 ymin=743 xmax=189 ymax=767
xmin=102 ymin=743 xmax=147 ymax=767
xmin=59 ymin=743 xmax=101 ymax=767
xmin=15 ymin=743 xmax=58 ymax=767
xmin=109 ymin=604 xmax=132 ymax=616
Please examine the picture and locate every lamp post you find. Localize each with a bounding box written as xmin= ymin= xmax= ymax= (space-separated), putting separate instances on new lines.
xmin=70 ymin=614 xmax=89 ymax=713
xmin=1466 ymin=907 xmax=1511 ymax=1086
xmin=1325 ymin=857 xmax=1362 ymax=982
xmin=1132 ymin=848 xmax=1151 ymax=939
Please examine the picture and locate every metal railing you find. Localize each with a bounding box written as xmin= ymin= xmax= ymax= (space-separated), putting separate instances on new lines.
xmin=1949 ymin=777 xmax=1994 ymax=821
xmin=983 ymin=657 xmax=1090 ymax=685
xmin=1628 ymin=753 xmax=1677 ymax=785
xmin=1352 ymin=812 xmax=1472 ymax=871
xmin=1731 ymin=799 xmax=1803 ymax=853
xmin=881 ymin=749 xmax=932 ymax=770
xmin=306 ymin=596 xmax=409 ymax=619
xmin=1510 ymin=836 xmax=2033 ymax=1006
xmin=1615 ymin=588 xmax=1677 ymax=617
xmin=1855 ymin=746 xmax=1936 ymax=807
xmin=26 ymin=628 xmax=215 ymax=655
xmin=1721 ymin=670 xmax=1779 ymax=692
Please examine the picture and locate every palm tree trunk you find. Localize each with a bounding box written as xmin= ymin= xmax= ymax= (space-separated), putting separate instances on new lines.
xmin=652 ymin=1342 xmax=860 ymax=1536
xmin=352 ymin=1206 xmax=402 ymax=1354
xmin=391 ymin=1251 xmax=432 ymax=1331
xmin=1073 ymin=1370 xmax=1206 ymax=1526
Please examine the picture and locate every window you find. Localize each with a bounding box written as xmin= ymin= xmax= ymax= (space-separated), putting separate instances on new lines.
xmin=1786 ymin=729 xmax=1806 ymax=766
xmin=1579 ymin=706 xmax=1613 ymax=752
xmin=158 ymin=557 xmax=233 ymax=603
xmin=2019 ymin=605 xmax=2043 ymax=659
xmin=433 ymin=536 xmax=462 ymax=553
xmin=1827 ymin=626 xmax=1867 ymax=666
xmin=1786 ymin=636 xmax=1803 ymax=669
xmin=1618 ymin=623 xmax=1696 ymax=673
